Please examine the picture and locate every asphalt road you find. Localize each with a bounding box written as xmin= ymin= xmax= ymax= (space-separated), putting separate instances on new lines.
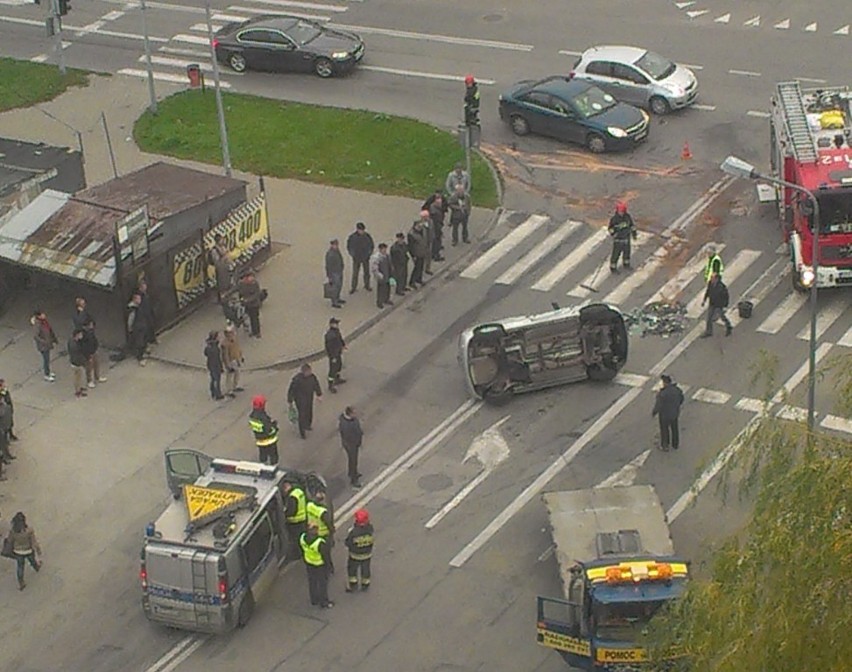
xmin=0 ymin=0 xmax=849 ymax=670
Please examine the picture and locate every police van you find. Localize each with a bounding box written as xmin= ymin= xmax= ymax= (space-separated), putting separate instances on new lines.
xmin=140 ymin=448 xmax=327 ymax=633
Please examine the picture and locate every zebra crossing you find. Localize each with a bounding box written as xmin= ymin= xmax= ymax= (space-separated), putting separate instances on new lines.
xmin=458 ymin=210 xmax=852 ymax=346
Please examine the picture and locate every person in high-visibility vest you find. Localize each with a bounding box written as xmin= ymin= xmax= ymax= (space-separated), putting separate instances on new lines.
xmin=248 ymin=394 xmax=279 ymax=465
xmin=282 ymin=480 xmax=307 ymax=558
xmin=704 ymin=247 xmax=724 ymax=283
xmin=306 ymin=491 xmax=334 ymax=542
xmin=300 ymin=524 xmax=333 ymax=608
xmin=345 ymin=509 xmax=374 ymax=592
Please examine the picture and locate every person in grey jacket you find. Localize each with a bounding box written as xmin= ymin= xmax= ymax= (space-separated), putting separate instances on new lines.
xmin=325 ymin=239 xmax=345 ymax=309
xmin=445 ymin=162 xmax=470 ymax=195
xmin=338 ymin=406 xmax=364 ymax=488
xmin=369 ymin=244 xmax=393 ymax=309
xmin=447 ymin=183 xmax=471 ymax=245
xmin=418 ymin=209 xmax=435 ymax=276
xmin=652 ymin=374 xmax=684 ymax=451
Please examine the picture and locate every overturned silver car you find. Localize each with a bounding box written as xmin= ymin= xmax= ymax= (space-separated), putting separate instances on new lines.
xmin=458 ymin=303 xmax=628 ymax=404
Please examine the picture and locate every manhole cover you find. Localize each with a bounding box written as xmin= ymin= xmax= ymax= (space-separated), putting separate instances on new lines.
xmin=418 ymin=473 xmax=453 ymax=492
xmin=482 ymin=13 xmax=503 ymax=22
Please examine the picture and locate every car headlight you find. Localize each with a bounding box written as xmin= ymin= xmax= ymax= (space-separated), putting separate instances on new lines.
xmin=331 ymin=51 xmax=349 ymax=60
xmin=641 ymin=110 xmax=650 ymax=123
xmin=607 ymin=127 xmax=628 ymax=138
xmin=801 ymin=266 xmax=815 ymax=286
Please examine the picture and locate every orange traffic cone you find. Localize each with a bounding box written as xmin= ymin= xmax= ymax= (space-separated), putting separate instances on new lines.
xmin=681 ymin=141 xmax=692 ymax=160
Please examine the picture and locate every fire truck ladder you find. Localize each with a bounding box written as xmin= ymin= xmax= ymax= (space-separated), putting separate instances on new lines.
xmin=776 ymin=81 xmax=818 ymax=163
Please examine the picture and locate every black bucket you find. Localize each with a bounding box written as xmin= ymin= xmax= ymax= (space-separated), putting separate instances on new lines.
xmin=738 ymin=300 xmax=753 ymax=319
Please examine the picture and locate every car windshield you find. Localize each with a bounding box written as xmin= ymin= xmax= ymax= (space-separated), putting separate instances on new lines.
xmin=570 ymin=86 xmax=617 ymax=118
xmin=634 ymin=51 xmax=676 ymax=80
xmin=815 ymin=193 xmax=852 ymax=234
xmin=285 ymin=20 xmax=322 ymax=45
xmin=592 ymin=600 xmax=665 ymax=642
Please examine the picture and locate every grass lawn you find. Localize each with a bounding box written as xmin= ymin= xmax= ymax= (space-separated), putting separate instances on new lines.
xmin=0 ymin=58 xmax=89 ymax=112
xmin=134 ymin=90 xmax=499 ymax=208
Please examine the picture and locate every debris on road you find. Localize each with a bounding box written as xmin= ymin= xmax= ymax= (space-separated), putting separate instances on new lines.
xmin=625 ymin=302 xmax=688 ymax=337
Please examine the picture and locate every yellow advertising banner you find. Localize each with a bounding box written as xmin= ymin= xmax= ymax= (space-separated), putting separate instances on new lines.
xmin=173 ymin=193 xmax=270 ymax=309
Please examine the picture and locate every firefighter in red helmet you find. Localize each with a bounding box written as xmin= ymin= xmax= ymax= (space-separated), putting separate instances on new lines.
xmin=249 ymin=394 xmax=280 ymax=465
xmin=345 ymin=509 xmax=374 ymax=592
xmin=464 ymin=74 xmax=480 ymax=127
xmin=608 ymin=201 xmax=638 ymax=273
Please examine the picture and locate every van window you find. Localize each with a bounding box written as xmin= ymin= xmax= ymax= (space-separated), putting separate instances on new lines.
xmin=242 ymin=514 xmax=273 ymax=574
xmin=613 ymin=63 xmax=647 ymax=85
xmin=585 ymin=61 xmax=612 ymax=77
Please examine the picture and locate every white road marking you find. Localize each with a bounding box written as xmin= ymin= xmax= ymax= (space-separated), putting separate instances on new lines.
xmin=757 ymin=292 xmax=807 ymax=334
xmin=596 ymin=450 xmax=650 ymax=488
xmin=715 ymin=13 xmax=731 ymax=24
xmin=0 ymin=0 xmax=33 ymax=5
xmin=796 ymin=76 xmax=827 ymax=84
xmin=835 ymin=25 xmax=850 ymax=36
xmin=774 ymin=19 xmax=790 ymax=30
xmin=838 ymin=325 xmax=852 ymax=348
xmin=537 ymin=544 xmax=554 ymax=562
xmin=567 ymin=258 xmax=611 ymax=299
xmin=821 ymin=414 xmax=852 ymax=435
xmin=118 ymin=68 xmax=230 ymax=86
xmin=776 ymin=405 xmax=808 ymax=422
xmin=729 ymin=69 xmax=761 ymax=77
xmin=333 ymin=23 xmax=534 ymax=51
xmin=649 ymin=322 xmax=704 ymax=377
xmin=449 ymin=387 xmax=643 ymax=567
xmin=686 ymin=10 xmax=708 ymax=19
xmin=159 ymin=46 xmax=210 ymax=58
xmin=804 ymin=22 xmax=818 ymax=32
xmin=0 ymin=16 xmax=55 ymax=27
xmin=674 ymin=2 xmax=695 ymax=8
xmin=190 ymin=23 xmax=223 ymax=33
xmin=460 ymin=214 xmax=549 ymax=280
xmin=103 ymin=10 xmax=127 ymax=20
xmin=614 ymin=372 xmax=649 ymax=388
xmin=771 ymin=342 xmax=832 ymax=404
xmin=495 ymin=220 xmax=582 ymax=285
xmin=359 ymin=65 xmax=496 ymax=85
xmin=142 ymin=55 xmax=228 ymax=74
xmin=557 ymin=49 xmax=583 ymax=57
xmin=115 ymin=0 xmax=203 ymax=13
xmin=796 ymin=300 xmax=846 ymax=341
xmin=728 ymin=256 xmax=789 ymax=328
xmin=679 ymin=63 xmax=704 ymax=71
xmin=692 ymin=388 xmax=731 ymax=405
xmin=735 ymin=397 xmax=764 ymax=413
xmin=743 ymin=16 xmax=761 ymax=28
xmin=172 ymin=34 xmax=210 ymax=45
xmin=226 ymin=6 xmax=330 ymax=20
xmin=532 ymin=227 xmax=607 ymax=292
xmin=692 ymin=104 xmax=716 ymax=111
xmin=145 ymin=635 xmax=207 ymax=672
xmin=247 ymin=0 xmax=347 ymax=11
xmin=747 ymin=110 xmax=771 ymax=118
xmin=601 ymin=236 xmax=678 ymax=306
xmin=684 ymin=249 xmax=761 ymax=319
xmin=647 ymin=242 xmax=724 ymax=306
xmin=212 ymin=13 xmax=249 ymax=22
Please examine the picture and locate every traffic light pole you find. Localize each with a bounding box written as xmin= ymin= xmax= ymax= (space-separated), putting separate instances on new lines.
xmin=140 ymin=0 xmax=157 ymax=114
xmin=464 ymin=126 xmax=472 ymax=192
xmin=205 ymin=0 xmax=232 ymax=177
xmin=51 ymin=0 xmax=66 ymax=75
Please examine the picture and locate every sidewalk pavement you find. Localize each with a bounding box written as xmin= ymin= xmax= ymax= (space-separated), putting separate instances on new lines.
xmin=0 ymin=74 xmax=500 ymax=370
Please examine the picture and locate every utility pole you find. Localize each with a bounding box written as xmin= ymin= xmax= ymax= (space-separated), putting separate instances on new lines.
xmin=49 ymin=0 xmax=67 ymax=75
xmin=204 ymin=0 xmax=232 ymax=177
xmin=140 ymin=0 xmax=157 ymax=114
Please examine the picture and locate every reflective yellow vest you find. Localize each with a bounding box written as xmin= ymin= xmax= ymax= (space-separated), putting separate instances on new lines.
xmin=307 ymin=501 xmax=330 ymax=537
xmin=249 ymin=415 xmax=278 ymax=446
xmin=300 ymin=534 xmax=325 ymax=567
xmin=704 ymin=254 xmax=724 ymax=282
xmin=286 ymin=487 xmax=307 ymax=524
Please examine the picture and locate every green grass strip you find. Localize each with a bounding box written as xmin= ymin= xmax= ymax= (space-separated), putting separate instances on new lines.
xmin=0 ymin=57 xmax=89 ymax=112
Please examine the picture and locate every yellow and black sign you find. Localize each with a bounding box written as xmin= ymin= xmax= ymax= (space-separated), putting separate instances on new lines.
xmin=595 ymin=647 xmax=649 ymax=664
xmin=173 ymin=194 xmax=271 ymax=309
xmin=537 ymin=627 xmax=592 ymax=657
xmin=184 ymin=484 xmax=250 ymax=526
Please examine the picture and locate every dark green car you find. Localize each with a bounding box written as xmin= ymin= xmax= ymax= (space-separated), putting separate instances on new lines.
xmin=498 ymin=76 xmax=650 ymax=153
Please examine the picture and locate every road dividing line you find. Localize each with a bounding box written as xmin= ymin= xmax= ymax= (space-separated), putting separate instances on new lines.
xmin=212 ymin=13 xmax=249 ymax=22
xmin=729 ymin=69 xmax=761 ymax=77
xmin=692 ymin=388 xmax=731 ymax=405
xmin=692 ymin=104 xmax=716 ymax=111
xmin=838 ymin=325 xmax=852 ymax=348
xmin=172 ymin=34 xmax=209 ymax=45
xmin=649 ymin=322 xmax=704 ymax=377
xmin=145 ymin=636 xmax=207 ymax=672
xmin=821 ymin=414 xmax=852 ymax=435
xmin=747 ymin=110 xmax=771 ymax=118
xmin=796 ymin=299 xmax=846 ymax=341
xmin=495 ymin=220 xmax=582 ymax=285
xmin=684 ymin=249 xmax=761 ymax=319
xmin=647 ymin=242 xmax=725 ymax=305
xmin=596 ymin=450 xmax=650 ymax=488
xmin=614 ymin=372 xmax=649 ymax=388
xmin=449 ymin=387 xmax=643 ymax=568
xmin=533 ymin=227 xmax=607 ymax=292
xmin=359 ymin=65 xmax=495 ymax=85
xmin=190 ymin=23 xmax=223 ymax=33
xmin=460 ymin=214 xmax=549 ymax=280
xmin=757 ymin=292 xmax=807 ymax=334
xmin=729 ymin=256 xmax=788 ymax=328
xmin=333 ymin=23 xmax=534 ymax=51
xmin=249 ymin=0 xmax=348 ymax=12
xmin=227 ymin=5 xmax=330 ymax=20
xmin=557 ymin=49 xmax=582 ymax=56
xmin=771 ymin=342 xmax=832 ymax=404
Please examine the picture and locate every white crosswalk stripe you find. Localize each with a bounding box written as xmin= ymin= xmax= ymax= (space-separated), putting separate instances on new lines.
xmin=728 ymin=256 xmax=789 ymax=328
xmin=569 ymin=232 xmax=653 ymax=300
xmin=532 ymin=228 xmax=608 ymax=292
xmin=246 ymin=0 xmax=348 ymax=12
xmin=647 ymin=242 xmax=725 ymax=306
xmin=839 ymin=325 xmax=852 ymax=348
xmin=460 ymin=214 xmax=548 ymax=280
xmin=757 ymin=292 xmax=808 ymax=334
xmin=495 ymin=221 xmax=582 ymax=286
xmin=684 ymin=249 xmax=761 ymax=319
xmin=599 ymin=234 xmax=663 ymax=305
xmin=796 ymin=299 xmax=847 ymax=341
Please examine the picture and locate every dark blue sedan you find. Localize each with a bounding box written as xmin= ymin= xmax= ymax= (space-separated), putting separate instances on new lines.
xmin=498 ymin=76 xmax=650 ymax=153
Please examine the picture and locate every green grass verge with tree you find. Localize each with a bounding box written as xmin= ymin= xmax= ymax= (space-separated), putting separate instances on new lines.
xmin=134 ymin=90 xmax=499 ymax=208
xmin=0 ymin=58 xmax=89 ymax=113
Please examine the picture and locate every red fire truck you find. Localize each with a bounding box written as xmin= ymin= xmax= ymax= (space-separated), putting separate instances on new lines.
xmin=767 ymin=81 xmax=852 ymax=290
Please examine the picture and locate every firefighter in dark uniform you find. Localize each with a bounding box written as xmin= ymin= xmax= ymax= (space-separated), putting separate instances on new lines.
xmin=248 ymin=394 xmax=279 ymax=465
xmin=345 ymin=509 xmax=374 ymax=592
xmin=608 ymin=201 xmax=638 ymax=273
xmin=300 ymin=523 xmax=334 ymax=608
xmin=282 ymin=480 xmax=307 ymax=558
xmin=464 ymin=74 xmax=480 ymax=126
xmin=324 ymin=317 xmax=346 ymax=393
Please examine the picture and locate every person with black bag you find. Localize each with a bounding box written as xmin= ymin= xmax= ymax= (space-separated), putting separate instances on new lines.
xmin=700 ymin=272 xmax=733 ymax=338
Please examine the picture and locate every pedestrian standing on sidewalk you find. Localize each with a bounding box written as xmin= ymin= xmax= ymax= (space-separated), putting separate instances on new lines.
xmin=81 ymin=318 xmax=107 ymax=389
xmin=347 ymin=222 xmax=374 ymax=294
xmin=420 ymin=210 xmax=435 ymax=276
xmin=608 ymin=201 xmax=637 ymax=273
xmin=448 ymin=183 xmax=471 ymax=246
xmin=345 ymin=509 xmax=373 ymax=592
xmin=407 ymin=219 xmax=429 ymax=288
xmin=288 ymin=363 xmax=323 ymax=439
xmin=126 ymin=293 xmax=149 ymax=366
xmin=700 ymin=273 xmax=733 ymax=338
xmin=652 ymin=374 xmax=684 ymax=451
xmin=424 ymin=190 xmax=446 ymax=262
xmin=209 ymin=234 xmax=232 ymax=304
xmin=136 ymin=280 xmax=157 ymax=348
xmin=68 ymin=329 xmax=88 ymax=399
xmin=31 ymin=309 xmax=58 ymax=382
xmin=300 ymin=523 xmax=333 ymax=608
xmin=238 ymin=269 xmax=263 ymax=338
xmin=324 ymin=317 xmax=346 ymax=393
xmin=221 ymin=324 xmax=244 ymax=398
xmin=0 ymin=396 xmax=15 ymax=468
xmin=370 ymin=243 xmax=393 ymax=309
xmin=338 ymin=406 xmax=363 ymax=488
xmin=390 ymin=233 xmax=409 ymax=296
xmin=325 ymin=239 xmax=346 ymax=309
xmin=249 ymin=394 xmax=279 ymax=465
xmin=0 ymin=379 xmax=19 ymax=442
xmin=204 ymin=331 xmax=225 ymax=401
xmin=445 ymin=162 xmax=470 ymax=196
xmin=71 ymin=296 xmax=94 ymax=332
xmin=7 ymin=512 xmax=42 ymax=591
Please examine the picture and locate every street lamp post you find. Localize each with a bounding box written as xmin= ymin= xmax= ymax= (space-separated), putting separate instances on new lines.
xmin=720 ymin=156 xmax=821 ymax=434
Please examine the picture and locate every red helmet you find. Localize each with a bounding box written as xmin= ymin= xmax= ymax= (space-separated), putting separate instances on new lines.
xmin=615 ymin=201 xmax=628 ymax=214
xmin=354 ymin=509 xmax=370 ymax=525
xmin=464 ymin=74 xmax=475 ymax=86
xmin=252 ymin=394 xmax=266 ymax=410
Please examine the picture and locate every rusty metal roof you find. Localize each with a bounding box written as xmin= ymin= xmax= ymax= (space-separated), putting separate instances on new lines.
xmin=75 ymin=161 xmax=245 ymax=220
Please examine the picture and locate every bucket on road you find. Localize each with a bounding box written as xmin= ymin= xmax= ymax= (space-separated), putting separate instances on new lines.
xmin=737 ymin=300 xmax=753 ymax=319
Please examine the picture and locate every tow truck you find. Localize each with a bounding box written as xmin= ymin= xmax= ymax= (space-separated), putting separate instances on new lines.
xmin=536 ymin=486 xmax=689 ymax=669
xmin=765 ymin=81 xmax=852 ymax=290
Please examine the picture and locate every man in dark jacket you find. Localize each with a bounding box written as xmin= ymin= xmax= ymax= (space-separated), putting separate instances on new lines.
xmin=324 ymin=317 xmax=346 ymax=393
xmin=249 ymin=394 xmax=279 ymax=464
xmin=447 ymin=183 xmax=471 ymax=245
xmin=325 ymin=239 xmax=345 ymax=309
xmin=345 ymin=508 xmax=373 ymax=591
xmin=338 ymin=406 xmax=363 ymax=488
xmin=72 ymin=296 xmax=94 ymax=332
xmin=0 ymin=379 xmax=18 ymax=443
xmin=423 ymin=190 xmax=446 ymax=261
xmin=0 ymin=397 xmax=13 ymax=472
xmin=608 ymin=201 xmax=638 ymax=273
xmin=80 ymin=318 xmax=106 ymax=389
xmin=204 ymin=331 xmax=225 ymax=401
xmin=136 ymin=280 xmax=157 ymax=346
xmin=68 ymin=329 xmax=88 ymax=398
xmin=700 ymin=273 xmax=733 ymax=338
xmin=390 ymin=233 xmax=409 ymax=295
xmin=288 ymin=363 xmax=323 ymax=439
xmin=126 ymin=293 xmax=149 ymax=366
xmin=407 ymin=220 xmax=429 ymax=288
xmin=652 ymin=374 xmax=684 ymax=451
xmin=370 ymin=244 xmax=393 ymax=309
xmin=238 ymin=270 xmax=263 ymax=338
xmin=347 ymin=222 xmax=374 ymax=294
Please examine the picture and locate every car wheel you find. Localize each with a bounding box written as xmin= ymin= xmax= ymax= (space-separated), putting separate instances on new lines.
xmin=586 ymin=133 xmax=607 ymax=153
xmin=510 ymin=115 xmax=530 ymax=136
xmin=314 ymin=58 xmax=334 ymax=78
xmin=237 ymin=591 xmax=255 ymax=627
xmin=227 ymin=53 xmax=247 ymax=73
xmin=650 ymin=95 xmax=670 ymax=115
xmin=587 ymin=363 xmax=618 ymax=382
